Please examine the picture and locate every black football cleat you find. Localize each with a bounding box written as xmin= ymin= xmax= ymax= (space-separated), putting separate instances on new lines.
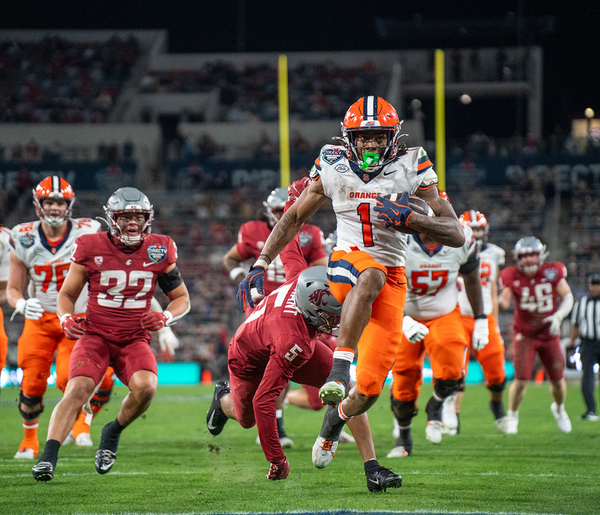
xmin=206 ymin=381 xmax=231 ymax=436
xmin=366 ymin=466 xmax=403 ymax=493
xmin=32 ymin=461 xmax=54 ymax=482
xmin=95 ymin=449 xmax=117 ymax=475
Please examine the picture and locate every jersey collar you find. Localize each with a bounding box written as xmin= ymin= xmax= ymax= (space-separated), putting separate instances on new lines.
xmin=413 ymin=234 xmax=444 ymax=257
xmin=39 ymin=220 xmax=72 ymax=255
xmin=349 ymin=161 xmax=384 ymax=184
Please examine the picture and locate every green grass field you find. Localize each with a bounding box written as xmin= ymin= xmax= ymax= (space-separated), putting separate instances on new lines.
xmin=1 ymin=382 xmax=598 ymax=515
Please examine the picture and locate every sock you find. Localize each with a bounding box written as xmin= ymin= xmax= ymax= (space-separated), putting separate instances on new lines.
xmin=319 ymin=404 xmax=346 ymax=440
xmin=508 ymin=409 xmax=519 ymax=419
xmin=23 ymin=421 xmax=39 ymax=443
xmin=426 ymin=396 xmax=444 ymax=420
xmin=456 ymin=412 xmax=461 ymax=434
xmin=101 ymin=419 xmax=125 ymax=452
xmin=39 ymin=439 xmax=61 ymax=468
xmin=276 ymin=416 xmax=288 ymax=438
xmin=490 ymin=400 xmax=506 ymax=419
xmin=327 ymin=357 xmax=352 ymax=391
xmin=72 ymin=410 xmax=91 ymax=438
xmin=399 ymin=426 xmax=413 ymax=453
xmin=364 ymin=458 xmax=380 ymax=474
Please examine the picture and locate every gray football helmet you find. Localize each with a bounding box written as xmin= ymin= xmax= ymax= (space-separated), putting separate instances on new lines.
xmin=513 ymin=236 xmax=548 ymax=275
xmin=295 ymin=266 xmax=342 ymax=334
xmin=104 ymin=187 xmax=154 ymax=246
xmin=263 ymin=187 xmax=288 ymax=227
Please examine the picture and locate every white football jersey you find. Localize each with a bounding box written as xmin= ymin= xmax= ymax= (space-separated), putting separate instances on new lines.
xmin=404 ymin=226 xmax=475 ymax=321
xmin=458 ymin=242 xmax=505 ymax=317
xmin=0 ymin=226 xmax=11 ymax=281
xmin=10 ymin=218 xmax=101 ymax=313
xmin=311 ymin=145 xmax=438 ymax=267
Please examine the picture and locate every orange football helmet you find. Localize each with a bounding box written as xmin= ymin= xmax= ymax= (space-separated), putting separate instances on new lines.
xmin=33 ymin=176 xmax=75 ymax=227
xmin=340 ymin=96 xmax=405 ymax=170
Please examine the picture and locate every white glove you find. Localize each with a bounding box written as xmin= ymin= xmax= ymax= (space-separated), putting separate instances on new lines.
xmin=402 ymin=315 xmax=429 ymax=343
xmin=14 ymin=298 xmax=44 ymax=320
xmin=472 ymin=317 xmax=489 ymax=351
xmin=543 ymin=314 xmax=562 ymax=336
xmin=158 ymin=325 xmax=179 ymax=356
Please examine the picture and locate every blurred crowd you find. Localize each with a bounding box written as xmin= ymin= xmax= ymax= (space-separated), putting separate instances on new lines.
xmin=0 ymin=35 xmax=139 ymax=123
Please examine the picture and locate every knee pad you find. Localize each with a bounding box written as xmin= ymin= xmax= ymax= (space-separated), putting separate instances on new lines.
xmin=19 ymin=390 xmax=44 ymax=420
xmin=433 ymin=378 xmax=463 ymax=399
xmin=391 ymin=396 xmax=418 ymax=423
xmin=488 ymin=379 xmax=506 ymax=393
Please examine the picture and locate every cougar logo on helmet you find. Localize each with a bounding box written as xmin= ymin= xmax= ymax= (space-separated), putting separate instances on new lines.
xmin=308 ymin=288 xmax=331 ymax=307
xmin=33 ymin=176 xmax=75 ymax=227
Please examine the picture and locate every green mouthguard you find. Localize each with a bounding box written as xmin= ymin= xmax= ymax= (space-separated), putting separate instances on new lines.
xmin=361 ymin=152 xmax=379 ymax=170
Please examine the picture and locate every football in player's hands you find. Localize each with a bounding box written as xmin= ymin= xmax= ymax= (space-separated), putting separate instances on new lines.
xmin=377 ymin=193 xmax=435 ymax=234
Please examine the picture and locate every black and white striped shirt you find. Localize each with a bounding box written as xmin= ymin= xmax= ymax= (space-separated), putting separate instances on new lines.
xmin=571 ymin=295 xmax=600 ymax=341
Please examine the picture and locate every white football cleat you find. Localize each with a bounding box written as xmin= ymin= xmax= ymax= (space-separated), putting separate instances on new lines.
xmin=63 ymin=431 xmax=75 ymax=445
xmin=14 ymin=448 xmax=36 ymax=460
xmin=494 ymin=416 xmax=510 ymax=433
xmin=312 ymin=436 xmax=338 ymax=469
xmin=386 ymin=445 xmax=410 ymax=458
xmin=551 ymin=402 xmax=572 ymax=433
xmin=441 ymin=394 xmax=458 ymax=435
xmin=339 ymin=429 xmax=355 ymax=444
xmin=505 ymin=415 xmax=519 ymax=434
xmin=76 ymin=433 xmax=94 ymax=447
xmin=425 ymin=420 xmax=443 ymax=444
xmin=392 ymin=417 xmax=400 ymax=439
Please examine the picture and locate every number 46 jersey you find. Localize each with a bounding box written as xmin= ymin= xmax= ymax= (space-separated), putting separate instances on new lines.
xmin=499 ymin=261 xmax=567 ymax=339
xmin=10 ymin=218 xmax=101 ymax=314
xmin=71 ymin=232 xmax=177 ymax=341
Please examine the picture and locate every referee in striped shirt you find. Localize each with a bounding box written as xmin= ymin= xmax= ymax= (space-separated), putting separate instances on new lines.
xmin=569 ymin=273 xmax=600 ymax=421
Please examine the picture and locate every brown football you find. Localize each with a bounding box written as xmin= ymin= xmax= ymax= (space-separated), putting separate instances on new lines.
xmin=380 ymin=193 xmax=435 ymax=234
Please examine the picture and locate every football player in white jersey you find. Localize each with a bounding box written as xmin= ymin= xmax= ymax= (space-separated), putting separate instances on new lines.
xmin=387 ymin=216 xmax=488 ymax=457
xmin=236 ymin=96 xmax=465 ymax=468
xmin=0 ymin=225 xmax=11 ymax=373
xmin=7 ymin=176 xmax=111 ymax=459
xmin=442 ymin=210 xmax=509 ymax=435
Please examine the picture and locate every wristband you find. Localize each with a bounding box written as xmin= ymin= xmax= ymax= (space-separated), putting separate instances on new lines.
xmin=254 ymin=258 xmax=269 ymax=269
xmin=229 ymin=267 xmax=245 ymax=281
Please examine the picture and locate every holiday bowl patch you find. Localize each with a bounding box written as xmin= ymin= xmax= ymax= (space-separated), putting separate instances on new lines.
xmin=321 ymin=147 xmax=344 ymax=165
xmin=19 ymin=233 xmax=35 ymax=248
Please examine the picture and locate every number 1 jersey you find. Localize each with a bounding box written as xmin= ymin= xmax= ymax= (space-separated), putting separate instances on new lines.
xmin=71 ymin=232 xmax=177 ymax=341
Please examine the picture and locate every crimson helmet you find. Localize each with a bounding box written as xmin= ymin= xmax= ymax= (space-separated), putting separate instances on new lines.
xmin=340 ymin=96 xmax=405 ymax=171
xmin=33 ymin=176 xmax=75 ymax=227
xmin=513 ymin=236 xmax=548 ymax=275
xmin=104 ymin=187 xmax=154 ymax=246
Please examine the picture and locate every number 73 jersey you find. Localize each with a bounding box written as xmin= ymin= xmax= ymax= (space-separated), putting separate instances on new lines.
xmin=499 ymin=261 xmax=567 ymax=339
xmin=10 ymin=218 xmax=102 ymax=314
xmin=72 ymin=232 xmax=177 ymax=340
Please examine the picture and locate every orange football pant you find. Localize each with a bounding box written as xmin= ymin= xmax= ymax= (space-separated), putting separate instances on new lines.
xmin=392 ymin=306 xmax=469 ymax=401
xmin=328 ymin=249 xmax=406 ymax=397
xmin=462 ymin=314 xmax=506 ymax=387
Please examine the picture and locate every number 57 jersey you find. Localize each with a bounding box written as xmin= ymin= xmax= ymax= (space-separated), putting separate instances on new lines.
xmin=71 ymin=232 xmax=177 ymax=341
xmin=10 ymin=218 xmax=102 ymax=314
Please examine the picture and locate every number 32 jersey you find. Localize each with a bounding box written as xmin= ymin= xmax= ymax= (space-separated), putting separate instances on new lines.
xmin=499 ymin=262 xmax=567 ymax=339
xmin=311 ymin=144 xmax=438 ymax=268
xmin=10 ymin=218 xmax=101 ymax=314
xmin=72 ymin=232 xmax=177 ymax=341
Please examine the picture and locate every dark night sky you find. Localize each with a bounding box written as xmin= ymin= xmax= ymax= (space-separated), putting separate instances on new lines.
xmin=1 ymin=0 xmax=598 ymax=136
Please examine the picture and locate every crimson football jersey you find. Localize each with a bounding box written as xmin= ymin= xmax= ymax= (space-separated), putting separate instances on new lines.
xmin=499 ymin=262 xmax=567 ymax=339
xmin=236 ymin=220 xmax=325 ymax=295
xmin=71 ymin=232 xmax=177 ymax=342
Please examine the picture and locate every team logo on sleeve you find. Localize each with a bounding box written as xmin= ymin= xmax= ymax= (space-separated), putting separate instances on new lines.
xmin=148 ymin=244 xmax=167 ymax=263
xmin=321 ymin=148 xmax=344 ymax=164
xmin=544 ymin=268 xmax=558 ymax=281
xmin=19 ymin=233 xmax=35 ymax=248
xmin=299 ymin=232 xmax=312 ymax=247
